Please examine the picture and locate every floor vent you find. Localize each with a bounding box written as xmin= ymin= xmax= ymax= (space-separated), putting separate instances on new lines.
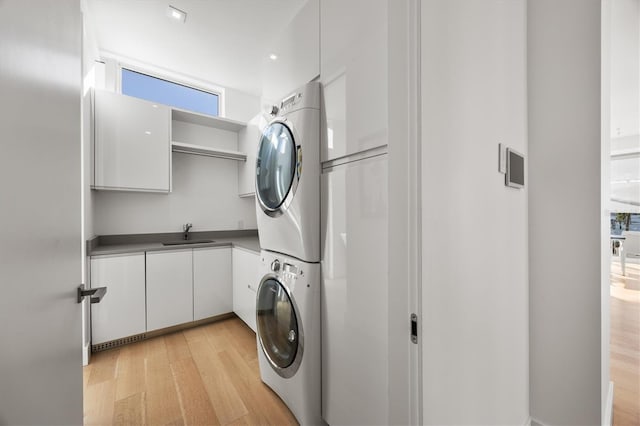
xmin=92 ymin=334 xmax=147 ymax=352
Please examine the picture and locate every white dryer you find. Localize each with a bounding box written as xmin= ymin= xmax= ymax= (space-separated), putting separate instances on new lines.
xmin=255 ymin=250 xmax=322 ymax=425
xmin=255 ymin=82 xmax=320 ymax=263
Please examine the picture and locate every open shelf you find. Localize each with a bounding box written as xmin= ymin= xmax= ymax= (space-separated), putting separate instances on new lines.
xmin=171 ymin=141 xmax=247 ymax=161
xmin=171 ymin=108 xmax=246 ymax=132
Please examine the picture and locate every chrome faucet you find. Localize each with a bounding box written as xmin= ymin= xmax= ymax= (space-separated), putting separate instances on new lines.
xmin=183 ymin=223 xmax=193 ymax=240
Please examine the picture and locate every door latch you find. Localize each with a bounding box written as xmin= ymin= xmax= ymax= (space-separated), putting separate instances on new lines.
xmin=77 ymin=284 xmax=107 ymax=304
xmin=411 ymin=313 xmax=418 ymax=344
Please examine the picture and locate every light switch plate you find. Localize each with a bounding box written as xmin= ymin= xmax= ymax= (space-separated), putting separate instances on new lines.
xmin=498 ymin=143 xmax=506 ymax=174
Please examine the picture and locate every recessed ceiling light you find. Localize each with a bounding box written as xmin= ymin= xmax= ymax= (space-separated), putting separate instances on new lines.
xmin=166 ymin=5 xmax=187 ymax=23
xmin=269 ymin=53 xmax=278 ymax=61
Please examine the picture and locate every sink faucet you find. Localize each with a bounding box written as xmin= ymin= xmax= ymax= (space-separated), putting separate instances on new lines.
xmin=183 ymin=223 xmax=193 ymax=240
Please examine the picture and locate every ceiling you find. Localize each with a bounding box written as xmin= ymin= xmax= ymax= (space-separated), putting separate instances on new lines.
xmin=84 ymin=0 xmax=305 ymax=96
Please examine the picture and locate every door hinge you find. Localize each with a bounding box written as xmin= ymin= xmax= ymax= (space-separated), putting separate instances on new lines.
xmin=411 ymin=313 xmax=418 ymax=344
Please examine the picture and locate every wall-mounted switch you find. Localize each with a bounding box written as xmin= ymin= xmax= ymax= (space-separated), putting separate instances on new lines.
xmin=498 ymin=143 xmax=507 ymax=174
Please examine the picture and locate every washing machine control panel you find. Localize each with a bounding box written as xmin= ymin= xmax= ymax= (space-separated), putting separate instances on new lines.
xmin=283 ymin=263 xmax=298 ymax=275
xmin=268 ymin=257 xmax=303 ymax=279
xmin=279 ymin=92 xmax=302 ymax=113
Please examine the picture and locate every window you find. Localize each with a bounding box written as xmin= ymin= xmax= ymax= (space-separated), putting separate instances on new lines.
xmin=121 ymin=68 xmax=219 ymax=116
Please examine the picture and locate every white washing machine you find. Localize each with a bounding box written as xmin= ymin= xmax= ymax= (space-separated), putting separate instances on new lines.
xmin=255 ymin=250 xmax=323 ymax=425
xmin=255 ymin=82 xmax=320 ymax=263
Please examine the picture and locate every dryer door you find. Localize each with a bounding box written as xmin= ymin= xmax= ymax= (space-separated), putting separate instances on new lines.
xmin=256 ymin=276 xmax=303 ymax=378
xmin=255 ymin=121 xmax=299 ymax=217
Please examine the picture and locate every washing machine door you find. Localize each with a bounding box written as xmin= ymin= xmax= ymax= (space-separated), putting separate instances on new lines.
xmin=255 ymin=120 xmax=300 ymax=218
xmin=256 ymin=276 xmax=303 ymax=378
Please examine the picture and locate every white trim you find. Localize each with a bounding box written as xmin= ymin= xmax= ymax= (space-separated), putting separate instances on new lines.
xmin=604 ymin=381 xmax=614 ymax=426
xmin=100 ymin=50 xmax=227 ymax=117
xmin=409 ymin=0 xmax=423 ymax=424
xmin=530 ymin=416 xmax=551 ymax=426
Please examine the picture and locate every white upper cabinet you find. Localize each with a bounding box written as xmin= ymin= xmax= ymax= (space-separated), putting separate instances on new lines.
xmin=146 ymin=250 xmax=193 ymax=331
xmin=93 ymin=90 xmax=171 ymax=192
xmin=193 ymin=247 xmax=232 ymax=321
xmin=237 ymin=114 xmax=266 ymax=197
xmin=320 ymin=0 xmax=388 ymax=162
xmin=262 ymin=0 xmax=320 ymax=102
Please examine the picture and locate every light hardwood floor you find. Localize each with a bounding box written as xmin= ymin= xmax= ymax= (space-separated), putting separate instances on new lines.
xmin=83 ymin=317 xmax=298 ymax=426
xmin=610 ymin=259 xmax=640 ymax=426
xmin=85 ymin=262 xmax=639 ymax=425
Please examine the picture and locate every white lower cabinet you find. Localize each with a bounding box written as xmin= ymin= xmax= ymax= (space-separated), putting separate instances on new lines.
xmin=232 ymin=247 xmax=260 ymax=332
xmin=193 ymin=247 xmax=232 ymax=321
xmin=90 ymin=253 xmax=146 ymax=345
xmin=90 ymin=245 xmax=259 ymax=344
xmin=146 ymin=250 xmax=193 ymax=331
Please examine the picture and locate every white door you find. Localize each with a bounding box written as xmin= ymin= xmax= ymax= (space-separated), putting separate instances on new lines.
xmin=0 ymin=1 xmax=83 ymax=424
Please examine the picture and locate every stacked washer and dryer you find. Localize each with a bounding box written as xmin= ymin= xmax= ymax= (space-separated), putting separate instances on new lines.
xmin=253 ymin=82 xmax=323 ymax=425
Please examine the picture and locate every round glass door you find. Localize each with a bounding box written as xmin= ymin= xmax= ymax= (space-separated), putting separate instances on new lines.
xmin=256 ymin=278 xmax=300 ymax=376
xmin=256 ymin=122 xmax=297 ymax=212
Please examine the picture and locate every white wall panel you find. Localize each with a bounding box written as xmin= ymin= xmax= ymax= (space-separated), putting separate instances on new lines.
xmin=420 ymin=1 xmax=529 ymax=424
xmin=528 ymin=1 xmax=603 ymax=424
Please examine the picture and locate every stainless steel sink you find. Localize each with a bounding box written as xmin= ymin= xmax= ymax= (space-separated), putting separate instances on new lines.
xmin=161 ymin=239 xmax=214 ymax=246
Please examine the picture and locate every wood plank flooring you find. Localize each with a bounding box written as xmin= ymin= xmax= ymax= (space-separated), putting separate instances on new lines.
xmin=85 ymin=262 xmax=640 ymax=425
xmin=83 ymin=317 xmax=298 ymax=426
xmin=610 ymin=259 xmax=640 ymax=426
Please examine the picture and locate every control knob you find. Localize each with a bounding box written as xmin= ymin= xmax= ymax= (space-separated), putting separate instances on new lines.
xmin=271 ymin=259 xmax=281 ymax=272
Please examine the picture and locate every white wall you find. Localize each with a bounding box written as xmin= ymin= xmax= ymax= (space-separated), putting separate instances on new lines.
xmin=93 ymin=153 xmax=257 ymax=235
xmin=226 ymin=87 xmax=261 ymax=122
xmin=528 ymin=1 xmax=603 ymax=425
xmin=610 ymin=0 xmax=640 ymax=139
xmin=420 ymin=1 xmax=529 ymax=424
xmin=262 ymin=0 xmax=319 ymax=103
xmin=87 ymin=56 xmax=261 ymax=237
xmin=81 ymin=0 xmax=99 ymax=240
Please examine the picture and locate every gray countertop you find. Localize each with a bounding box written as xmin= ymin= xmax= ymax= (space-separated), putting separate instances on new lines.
xmin=88 ymin=230 xmax=260 ymax=256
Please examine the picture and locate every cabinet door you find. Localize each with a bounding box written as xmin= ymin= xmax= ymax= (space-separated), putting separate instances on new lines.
xmin=146 ymin=250 xmax=193 ymax=331
xmin=193 ymin=247 xmax=232 ymax=321
xmin=90 ymin=253 xmax=146 ymax=345
xmin=94 ymin=90 xmax=171 ymax=192
xmin=320 ymin=0 xmax=388 ymax=162
xmin=232 ymin=248 xmax=260 ymax=331
xmin=321 ymin=155 xmax=388 ymax=425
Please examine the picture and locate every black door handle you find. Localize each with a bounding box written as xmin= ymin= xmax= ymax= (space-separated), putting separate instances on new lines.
xmin=77 ymin=284 xmax=107 ymax=304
